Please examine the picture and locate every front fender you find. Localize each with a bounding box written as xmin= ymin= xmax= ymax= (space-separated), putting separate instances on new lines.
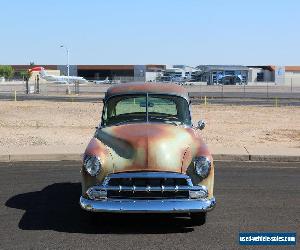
xmin=184 ymin=130 xmax=214 ymax=198
xmin=82 ymin=137 xmax=113 ymax=194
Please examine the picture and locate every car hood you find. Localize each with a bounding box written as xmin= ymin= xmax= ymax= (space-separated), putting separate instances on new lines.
xmin=88 ymin=123 xmax=202 ymax=174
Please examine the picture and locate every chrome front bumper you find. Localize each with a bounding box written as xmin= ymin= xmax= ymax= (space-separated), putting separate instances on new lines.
xmin=79 ymin=196 xmax=216 ymax=213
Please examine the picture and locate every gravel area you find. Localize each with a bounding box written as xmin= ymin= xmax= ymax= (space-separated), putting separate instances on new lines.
xmin=1 ymin=101 xmax=299 ymax=151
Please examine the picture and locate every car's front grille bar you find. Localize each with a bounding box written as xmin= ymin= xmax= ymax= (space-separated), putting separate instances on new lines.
xmin=101 ymin=172 xmax=199 ymax=200
xmin=105 ymin=185 xmax=196 ymax=192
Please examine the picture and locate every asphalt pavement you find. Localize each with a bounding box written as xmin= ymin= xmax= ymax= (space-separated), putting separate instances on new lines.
xmin=0 ymin=161 xmax=299 ymax=250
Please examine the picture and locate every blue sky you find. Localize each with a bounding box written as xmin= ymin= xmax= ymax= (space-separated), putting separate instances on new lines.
xmin=0 ymin=0 xmax=299 ymax=66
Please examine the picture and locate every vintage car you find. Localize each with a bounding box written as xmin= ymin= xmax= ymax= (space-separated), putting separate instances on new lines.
xmin=80 ymin=82 xmax=215 ymax=224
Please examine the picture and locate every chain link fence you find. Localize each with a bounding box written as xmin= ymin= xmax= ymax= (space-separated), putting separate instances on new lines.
xmin=1 ymin=80 xmax=300 ymax=104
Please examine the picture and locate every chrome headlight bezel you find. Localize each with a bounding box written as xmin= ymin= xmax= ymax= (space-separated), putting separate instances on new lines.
xmin=194 ymin=156 xmax=211 ymax=179
xmin=83 ymin=155 xmax=101 ymax=176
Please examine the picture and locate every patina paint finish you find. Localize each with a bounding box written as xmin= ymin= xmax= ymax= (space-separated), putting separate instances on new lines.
xmin=83 ymin=124 xmax=214 ymax=198
xmin=82 ymin=82 xmax=214 ymax=198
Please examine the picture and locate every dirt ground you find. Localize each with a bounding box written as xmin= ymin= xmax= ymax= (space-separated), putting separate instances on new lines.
xmin=0 ymin=101 xmax=299 ymax=151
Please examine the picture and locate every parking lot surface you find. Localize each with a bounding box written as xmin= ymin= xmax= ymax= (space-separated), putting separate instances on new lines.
xmin=0 ymin=161 xmax=299 ymax=250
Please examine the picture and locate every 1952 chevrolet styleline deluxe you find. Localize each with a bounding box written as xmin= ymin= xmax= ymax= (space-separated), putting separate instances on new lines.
xmin=80 ymin=82 xmax=215 ymax=225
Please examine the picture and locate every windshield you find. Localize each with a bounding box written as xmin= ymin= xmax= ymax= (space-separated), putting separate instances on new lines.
xmin=102 ymin=94 xmax=191 ymax=127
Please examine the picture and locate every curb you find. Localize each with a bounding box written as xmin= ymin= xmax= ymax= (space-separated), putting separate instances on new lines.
xmin=0 ymin=154 xmax=83 ymax=162
xmin=213 ymin=154 xmax=300 ymax=162
xmin=249 ymin=154 xmax=300 ymax=162
xmin=0 ymin=153 xmax=299 ymax=163
xmin=212 ymin=154 xmax=250 ymax=162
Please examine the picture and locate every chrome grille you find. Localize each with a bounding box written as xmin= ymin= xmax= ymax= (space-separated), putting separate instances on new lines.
xmin=105 ymin=172 xmax=192 ymax=200
xmin=108 ymin=177 xmax=188 ymax=187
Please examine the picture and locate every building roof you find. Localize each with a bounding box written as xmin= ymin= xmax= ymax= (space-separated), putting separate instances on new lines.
xmin=77 ymin=65 xmax=135 ymax=70
xmin=105 ymin=82 xmax=189 ymax=100
xmin=9 ymin=64 xmax=166 ymax=72
xmin=11 ymin=65 xmax=58 ymax=71
xmin=285 ymin=66 xmax=300 ymax=72
xmin=197 ymin=65 xmax=249 ymax=71
xmin=252 ymin=65 xmax=300 ymax=72
xmin=248 ymin=65 xmax=275 ymax=71
xmin=77 ymin=64 xmax=166 ymax=71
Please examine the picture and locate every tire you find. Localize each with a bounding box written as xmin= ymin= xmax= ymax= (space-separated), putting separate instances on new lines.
xmin=190 ymin=212 xmax=206 ymax=225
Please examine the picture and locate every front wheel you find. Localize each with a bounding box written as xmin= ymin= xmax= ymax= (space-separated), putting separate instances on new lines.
xmin=190 ymin=212 xmax=206 ymax=225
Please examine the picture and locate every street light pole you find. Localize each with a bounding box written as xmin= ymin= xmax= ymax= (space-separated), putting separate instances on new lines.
xmin=60 ymin=45 xmax=69 ymax=81
xmin=66 ymin=47 xmax=69 ymax=80
xmin=60 ymin=45 xmax=70 ymax=94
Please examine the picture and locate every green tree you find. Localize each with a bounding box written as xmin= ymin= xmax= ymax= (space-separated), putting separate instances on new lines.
xmin=19 ymin=70 xmax=32 ymax=80
xmin=0 ymin=65 xmax=14 ymax=79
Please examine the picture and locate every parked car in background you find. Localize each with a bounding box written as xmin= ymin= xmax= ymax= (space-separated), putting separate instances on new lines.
xmin=80 ymin=82 xmax=215 ymax=225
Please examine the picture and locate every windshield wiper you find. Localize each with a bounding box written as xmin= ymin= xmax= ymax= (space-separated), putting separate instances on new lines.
xmin=114 ymin=118 xmax=146 ymax=126
xmin=163 ymin=120 xmax=180 ymax=126
xmin=149 ymin=116 xmax=182 ymax=126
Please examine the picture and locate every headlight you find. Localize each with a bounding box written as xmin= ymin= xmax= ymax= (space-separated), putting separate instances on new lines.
xmin=194 ymin=156 xmax=211 ymax=179
xmin=83 ymin=155 xmax=101 ymax=176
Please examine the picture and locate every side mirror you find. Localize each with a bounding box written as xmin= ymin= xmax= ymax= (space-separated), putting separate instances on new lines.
xmin=197 ymin=120 xmax=206 ymax=130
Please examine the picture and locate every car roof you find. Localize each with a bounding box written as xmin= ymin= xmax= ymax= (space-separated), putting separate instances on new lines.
xmin=105 ymin=82 xmax=189 ymax=100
